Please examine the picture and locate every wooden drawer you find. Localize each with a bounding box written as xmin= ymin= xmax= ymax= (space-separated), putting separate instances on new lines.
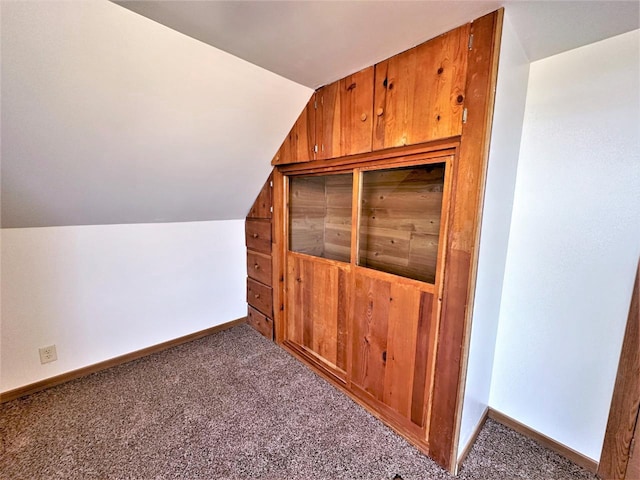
xmin=247 ymin=277 xmax=273 ymax=317
xmin=245 ymin=219 xmax=272 ymax=254
xmin=247 ymin=306 xmax=274 ymax=340
xmin=247 ymin=250 xmax=272 ymax=286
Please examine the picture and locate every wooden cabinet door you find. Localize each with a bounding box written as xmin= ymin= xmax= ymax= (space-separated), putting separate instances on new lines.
xmin=373 ymin=24 xmax=469 ymax=150
xmin=316 ymin=67 xmax=374 ymax=160
xmin=350 ymin=269 xmax=436 ymax=429
xmin=272 ymin=95 xmax=316 ymax=165
xmin=285 ymin=253 xmax=349 ymax=378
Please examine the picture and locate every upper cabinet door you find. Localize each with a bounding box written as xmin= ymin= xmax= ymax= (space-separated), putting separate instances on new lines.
xmin=272 ymin=95 xmax=317 ymax=165
xmin=373 ymin=24 xmax=470 ymax=150
xmin=316 ymin=66 xmax=374 ymax=160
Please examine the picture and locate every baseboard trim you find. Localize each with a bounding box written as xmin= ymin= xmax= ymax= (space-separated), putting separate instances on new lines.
xmin=0 ymin=317 xmax=246 ymax=404
xmin=488 ymin=408 xmax=599 ymax=474
xmin=456 ymin=406 xmax=489 ymax=473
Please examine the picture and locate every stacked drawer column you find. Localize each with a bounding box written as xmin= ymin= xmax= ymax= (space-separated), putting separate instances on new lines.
xmin=245 ymin=173 xmax=275 ymax=339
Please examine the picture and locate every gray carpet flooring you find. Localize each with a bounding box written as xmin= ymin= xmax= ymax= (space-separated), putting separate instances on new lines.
xmin=1 ymin=324 xmax=596 ymax=480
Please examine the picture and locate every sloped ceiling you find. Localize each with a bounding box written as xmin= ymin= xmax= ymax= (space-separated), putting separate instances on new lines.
xmin=0 ymin=0 xmax=312 ymax=228
xmin=2 ymin=0 xmax=637 ymax=228
xmin=116 ymin=1 xmax=639 ymax=89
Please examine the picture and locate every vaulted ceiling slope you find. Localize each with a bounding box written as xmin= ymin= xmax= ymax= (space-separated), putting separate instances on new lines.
xmin=0 ymin=0 xmax=312 ymax=228
xmin=116 ymin=1 xmax=639 ymax=89
xmin=3 ymin=1 xmax=637 ymax=229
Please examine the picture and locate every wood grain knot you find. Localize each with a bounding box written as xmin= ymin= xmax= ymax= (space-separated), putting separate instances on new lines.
xmin=457 ymin=95 xmax=464 ymax=104
xmin=382 ymin=78 xmax=388 ymax=88
xmin=437 ymin=67 xmax=444 ymax=75
xmin=376 ymin=107 xmax=384 ymax=117
xmin=347 ymin=82 xmax=357 ymax=91
xmin=382 ymin=351 xmax=387 ymax=362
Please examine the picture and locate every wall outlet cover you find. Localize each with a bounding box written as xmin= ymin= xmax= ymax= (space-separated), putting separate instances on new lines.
xmin=39 ymin=345 xmax=57 ymax=364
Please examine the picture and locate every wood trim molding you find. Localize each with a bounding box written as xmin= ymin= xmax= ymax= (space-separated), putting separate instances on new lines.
xmin=277 ymin=138 xmax=460 ymax=175
xmin=456 ymin=407 xmax=489 ymax=473
xmin=428 ymin=10 xmax=504 ymax=473
xmin=488 ymin=408 xmax=599 ymax=474
xmin=598 ymin=260 xmax=640 ymax=480
xmin=0 ymin=317 xmax=247 ymax=404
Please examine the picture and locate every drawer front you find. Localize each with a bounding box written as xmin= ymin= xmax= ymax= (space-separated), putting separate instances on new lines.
xmin=247 ymin=250 xmax=272 ymax=286
xmin=247 ymin=306 xmax=274 ymax=340
xmin=245 ymin=219 xmax=272 ymax=254
xmin=247 ymin=277 xmax=273 ymax=317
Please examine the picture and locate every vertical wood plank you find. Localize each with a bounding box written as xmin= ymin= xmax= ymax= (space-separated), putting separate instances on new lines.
xmin=273 ymin=169 xmax=286 ymax=344
xmin=286 ymin=254 xmax=302 ymax=345
xmin=427 ymin=10 xmax=502 ymax=471
xmin=598 ymin=261 xmax=640 ymax=480
xmin=352 ymin=273 xmax=390 ymax=401
xmin=316 ymin=81 xmax=340 ymax=160
xmin=411 ymin=292 xmax=434 ymax=427
xmin=293 ymin=94 xmax=316 ymax=163
xmin=336 ymin=268 xmax=349 ymax=371
xmin=311 ymin=263 xmax=338 ymax=364
xmin=626 ymin=426 xmax=640 ymax=480
xmin=340 ymin=66 xmax=374 ymax=157
xmin=273 ymin=95 xmax=316 ymax=165
xmin=247 ymin=172 xmax=273 ymax=219
xmin=383 ymin=283 xmax=421 ymax=417
xmin=317 ymin=67 xmax=374 ymax=160
xmin=301 ymin=258 xmax=315 ymax=349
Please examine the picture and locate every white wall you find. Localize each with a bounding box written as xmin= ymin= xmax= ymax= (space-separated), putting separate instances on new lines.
xmin=490 ymin=29 xmax=640 ymax=461
xmin=0 ymin=220 xmax=246 ymax=393
xmin=1 ymin=0 xmax=311 ymax=228
xmin=457 ymin=13 xmax=530 ymax=460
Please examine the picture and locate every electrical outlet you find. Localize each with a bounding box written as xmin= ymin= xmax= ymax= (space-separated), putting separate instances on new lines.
xmin=39 ymin=345 xmax=57 ymax=364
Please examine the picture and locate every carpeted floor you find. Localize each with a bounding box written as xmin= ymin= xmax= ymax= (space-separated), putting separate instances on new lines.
xmin=1 ymin=324 xmax=596 ymax=480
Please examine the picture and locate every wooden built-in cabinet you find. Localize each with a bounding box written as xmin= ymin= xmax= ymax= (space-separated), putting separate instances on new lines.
xmin=264 ymin=10 xmax=503 ymax=473
xmin=245 ymin=174 xmax=275 ymax=340
xmin=282 ymin=151 xmax=453 ymax=447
